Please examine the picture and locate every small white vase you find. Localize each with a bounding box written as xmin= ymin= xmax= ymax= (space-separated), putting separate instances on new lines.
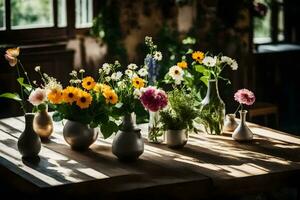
xmin=232 ymin=110 xmax=253 ymax=141
xmin=223 ymin=113 xmax=238 ymax=132
xmin=166 ymin=129 xmax=188 ymax=149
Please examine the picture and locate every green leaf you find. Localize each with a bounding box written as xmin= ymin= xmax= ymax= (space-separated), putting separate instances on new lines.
xmin=17 ymin=77 xmax=32 ymax=93
xmin=52 ymin=112 xmax=63 ymax=122
xmin=194 ymin=65 xmax=206 ymax=73
xmin=185 ymin=48 xmax=194 ymax=54
xmin=200 ymin=76 xmax=209 ymax=87
xmin=101 ymin=121 xmax=119 ymax=139
xmin=0 ymin=93 xmax=22 ymax=101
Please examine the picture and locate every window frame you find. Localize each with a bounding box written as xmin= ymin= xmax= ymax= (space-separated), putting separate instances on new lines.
xmin=0 ymin=0 xmax=95 ymax=44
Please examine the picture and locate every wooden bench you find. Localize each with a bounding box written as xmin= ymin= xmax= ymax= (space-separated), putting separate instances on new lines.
xmin=248 ymin=102 xmax=279 ymax=128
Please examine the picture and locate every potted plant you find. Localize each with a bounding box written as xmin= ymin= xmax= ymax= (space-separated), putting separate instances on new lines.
xmin=159 ymin=88 xmax=198 ymax=148
xmin=45 ymin=67 xmax=119 ymax=151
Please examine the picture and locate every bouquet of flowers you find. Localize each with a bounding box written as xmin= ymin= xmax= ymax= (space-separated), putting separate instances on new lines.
xmin=43 ymin=66 xmax=119 ymax=139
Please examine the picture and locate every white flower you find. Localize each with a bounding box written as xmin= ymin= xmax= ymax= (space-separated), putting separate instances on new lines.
xmin=75 ymin=79 xmax=81 ymax=84
xmin=28 ymin=88 xmax=47 ymax=106
xmin=98 ymin=68 xmax=103 ymax=74
xmin=102 ymin=63 xmax=111 ymax=74
xmin=44 ymin=77 xmax=62 ymax=94
xmin=79 ymin=69 xmax=85 ymax=73
xmin=34 ymin=66 xmax=40 ymax=72
xmin=117 ymin=81 xmax=126 ymax=89
xmin=105 ymin=76 xmax=111 ymax=82
xmin=69 ymin=79 xmax=75 ymax=84
xmin=138 ymin=68 xmax=148 ymax=77
xmin=203 ymin=56 xmax=217 ymax=67
xmin=111 ymin=71 xmax=123 ymax=81
xmin=69 ymin=70 xmax=77 ymax=76
xmin=125 ymin=69 xmax=133 ymax=77
xmin=43 ymin=73 xmax=49 ymax=79
xmin=127 ymin=63 xmax=138 ymax=70
xmin=220 ymin=56 xmax=238 ymax=70
xmin=230 ymin=60 xmax=238 ymax=70
xmin=133 ymin=88 xmax=142 ymax=99
xmin=33 ymin=80 xmax=37 ymax=85
xmin=153 ymin=51 xmax=162 ymax=61
xmin=168 ymin=65 xmax=184 ymax=83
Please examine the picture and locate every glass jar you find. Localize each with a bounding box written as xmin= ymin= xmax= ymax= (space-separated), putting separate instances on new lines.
xmin=148 ymin=111 xmax=164 ymax=143
xmin=199 ymin=79 xmax=225 ymax=135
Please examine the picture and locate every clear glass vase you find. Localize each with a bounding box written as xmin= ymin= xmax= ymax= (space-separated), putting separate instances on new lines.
xmin=199 ymin=79 xmax=225 ymax=135
xmin=148 ymin=111 xmax=164 ymax=143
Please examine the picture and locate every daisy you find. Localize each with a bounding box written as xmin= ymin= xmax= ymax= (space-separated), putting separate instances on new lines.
xmin=202 ymin=56 xmax=217 ymax=67
xmin=168 ymin=65 xmax=184 ymax=83
xmin=138 ymin=68 xmax=148 ymax=77
xmin=153 ymin=51 xmax=162 ymax=61
xmin=127 ymin=63 xmax=138 ymax=70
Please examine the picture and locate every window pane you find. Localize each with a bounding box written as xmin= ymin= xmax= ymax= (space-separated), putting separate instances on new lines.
xmin=11 ymin=0 xmax=53 ymax=30
xmin=58 ymin=0 xmax=67 ymax=27
xmin=253 ymin=0 xmax=271 ymax=44
xmin=0 ymin=0 xmax=4 ymax=30
xmin=278 ymin=5 xmax=284 ymax=41
xmin=76 ymin=0 xmax=93 ymax=28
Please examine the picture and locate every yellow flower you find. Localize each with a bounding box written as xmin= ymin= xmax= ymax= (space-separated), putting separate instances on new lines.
xmin=4 ymin=47 xmax=20 ymax=67
xmin=177 ymin=61 xmax=188 ymax=69
xmin=76 ymin=90 xmax=92 ymax=109
xmin=93 ymin=83 xmax=111 ymax=93
xmin=192 ymin=51 xmax=205 ymax=63
xmin=103 ymin=89 xmax=118 ymax=105
xmin=82 ymin=76 xmax=96 ymax=90
xmin=132 ymin=77 xmax=145 ymax=89
xmin=47 ymin=89 xmax=63 ymax=104
xmin=62 ymin=86 xmax=79 ymax=104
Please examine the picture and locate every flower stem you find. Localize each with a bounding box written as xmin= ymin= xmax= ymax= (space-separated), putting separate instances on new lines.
xmin=18 ymin=60 xmax=32 ymax=87
xmin=234 ymin=104 xmax=241 ymax=115
xmin=16 ymin=64 xmax=26 ymax=114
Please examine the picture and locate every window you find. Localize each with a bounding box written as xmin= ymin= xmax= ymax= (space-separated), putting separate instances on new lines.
xmin=253 ymin=0 xmax=285 ymax=44
xmin=0 ymin=0 xmax=4 ymax=30
xmin=0 ymin=0 xmax=94 ymax=43
xmin=10 ymin=0 xmax=53 ymax=29
xmin=76 ymin=0 xmax=93 ymax=28
xmin=58 ymin=0 xmax=67 ymax=27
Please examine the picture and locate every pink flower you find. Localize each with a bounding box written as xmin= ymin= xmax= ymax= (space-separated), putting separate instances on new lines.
xmin=140 ymin=86 xmax=168 ymax=112
xmin=4 ymin=47 xmax=20 ymax=67
xmin=28 ymin=88 xmax=47 ymax=106
xmin=234 ymin=89 xmax=255 ymax=106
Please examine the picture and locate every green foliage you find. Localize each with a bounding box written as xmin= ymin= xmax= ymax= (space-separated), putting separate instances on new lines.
xmin=90 ymin=0 xmax=127 ymax=64
xmin=0 ymin=93 xmax=22 ymax=101
xmin=159 ymin=88 xmax=198 ymax=130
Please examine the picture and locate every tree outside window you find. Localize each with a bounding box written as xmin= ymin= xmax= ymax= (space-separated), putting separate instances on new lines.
xmin=0 ymin=0 xmax=4 ymax=30
xmin=11 ymin=0 xmax=53 ymax=30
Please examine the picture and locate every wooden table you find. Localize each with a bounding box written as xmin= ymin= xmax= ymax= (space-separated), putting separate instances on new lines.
xmin=0 ymin=116 xmax=300 ymax=199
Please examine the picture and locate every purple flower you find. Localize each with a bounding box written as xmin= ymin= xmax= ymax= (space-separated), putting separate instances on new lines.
xmin=140 ymin=86 xmax=168 ymax=112
xmin=234 ymin=89 xmax=256 ymax=106
xmin=144 ymin=54 xmax=159 ymax=84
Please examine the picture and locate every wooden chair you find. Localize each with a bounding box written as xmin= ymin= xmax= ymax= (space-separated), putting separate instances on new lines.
xmin=248 ymin=102 xmax=279 ymax=128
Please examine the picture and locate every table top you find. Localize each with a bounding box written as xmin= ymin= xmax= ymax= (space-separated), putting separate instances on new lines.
xmin=0 ymin=116 xmax=300 ymax=199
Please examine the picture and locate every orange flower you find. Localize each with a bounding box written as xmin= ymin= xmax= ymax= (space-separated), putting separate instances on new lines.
xmin=62 ymin=86 xmax=79 ymax=104
xmin=132 ymin=77 xmax=145 ymax=89
xmin=76 ymin=90 xmax=92 ymax=109
xmin=93 ymin=83 xmax=111 ymax=93
xmin=82 ymin=76 xmax=96 ymax=90
xmin=4 ymin=47 xmax=20 ymax=67
xmin=177 ymin=61 xmax=188 ymax=69
xmin=192 ymin=51 xmax=205 ymax=63
xmin=47 ymin=89 xmax=63 ymax=104
xmin=103 ymin=89 xmax=118 ymax=105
